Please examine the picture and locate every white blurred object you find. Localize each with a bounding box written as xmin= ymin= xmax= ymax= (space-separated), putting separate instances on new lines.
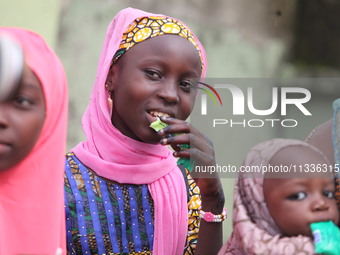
xmin=0 ymin=34 xmax=24 ymax=101
xmin=55 ymin=247 xmax=63 ymax=255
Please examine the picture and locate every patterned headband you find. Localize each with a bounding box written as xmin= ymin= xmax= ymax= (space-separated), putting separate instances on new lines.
xmin=111 ymin=16 xmax=204 ymax=69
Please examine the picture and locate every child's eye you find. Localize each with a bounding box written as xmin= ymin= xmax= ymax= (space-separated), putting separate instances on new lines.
xmin=287 ymin=192 xmax=307 ymax=201
xmin=179 ymin=80 xmax=196 ymax=92
xmin=323 ymin=190 xmax=335 ymax=199
xmin=13 ymin=96 xmax=33 ymax=108
xmin=145 ymin=69 xmax=161 ymax=80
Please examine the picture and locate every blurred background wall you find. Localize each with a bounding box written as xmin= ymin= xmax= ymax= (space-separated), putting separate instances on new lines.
xmin=2 ymin=0 xmax=340 ymax=244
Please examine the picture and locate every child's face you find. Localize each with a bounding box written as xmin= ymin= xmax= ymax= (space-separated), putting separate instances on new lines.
xmin=0 ymin=64 xmax=45 ymax=171
xmin=264 ymin=177 xmax=339 ymax=238
xmin=106 ymin=34 xmax=202 ymax=144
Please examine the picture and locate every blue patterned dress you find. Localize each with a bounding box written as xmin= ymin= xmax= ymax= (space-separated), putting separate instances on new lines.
xmin=64 ymin=153 xmax=201 ymax=255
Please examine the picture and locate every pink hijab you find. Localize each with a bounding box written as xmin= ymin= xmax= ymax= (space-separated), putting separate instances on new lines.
xmin=72 ymin=7 xmax=207 ymax=255
xmin=0 ymin=28 xmax=68 ymax=255
xmin=219 ymin=139 xmax=316 ymax=255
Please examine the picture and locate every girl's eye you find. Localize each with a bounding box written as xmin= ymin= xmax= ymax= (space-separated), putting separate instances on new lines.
xmin=13 ymin=96 xmax=33 ymax=108
xmin=145 ymin=69 xmax=161 ymax=80
xmin=179 ymin=80 xmax=196 ymax=92
xmin=287 ymin=192 xmax=307 ymax=201
xmin=323 ymin=190 xmax=335 ymax=199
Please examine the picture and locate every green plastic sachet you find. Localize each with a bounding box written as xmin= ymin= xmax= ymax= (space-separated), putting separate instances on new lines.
xmin=310 ymin=221 xmax=340 ymax=255
xmin=150 ymin=118 xmax=192 ymax=171
xmin=176 ymin=144 xmax=192 ymax=172
xmin=149 ymin=117 xmax=168 ymax=132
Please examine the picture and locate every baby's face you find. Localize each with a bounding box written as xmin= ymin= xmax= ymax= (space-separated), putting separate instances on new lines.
xmin=264 ymin=177 xmax=339 ymax=238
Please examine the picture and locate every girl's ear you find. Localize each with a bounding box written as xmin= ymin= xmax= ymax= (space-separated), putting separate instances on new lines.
xmin=105 ymin=64 xmax=119 ymax=94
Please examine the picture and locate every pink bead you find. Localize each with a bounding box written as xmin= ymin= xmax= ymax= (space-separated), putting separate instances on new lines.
xmin=203 ymin=212 xmax=215 ymax=222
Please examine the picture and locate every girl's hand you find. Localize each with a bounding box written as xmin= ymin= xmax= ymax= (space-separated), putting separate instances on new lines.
xmin=157 ymin=116 xmax=224 ymax=203
xmin=158 ymin=116 xmax=225 ymax=254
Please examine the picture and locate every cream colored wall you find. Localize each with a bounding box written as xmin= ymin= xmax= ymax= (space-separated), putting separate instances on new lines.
xmin=0 ymin=0 xmax=61 ymax=47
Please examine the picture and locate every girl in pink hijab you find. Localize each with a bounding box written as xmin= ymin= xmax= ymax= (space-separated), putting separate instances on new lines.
xmin=0 ymin=28 xmax=68 ymax=254
xmin=65 ymin=7 xmax=225 ymax=255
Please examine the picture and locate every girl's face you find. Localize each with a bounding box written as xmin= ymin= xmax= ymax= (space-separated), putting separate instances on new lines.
xmin=0 ymin=64 xmax=45 ymax=171
xmin=264 ymin=177 xmax=339 ymax=238
xmin=106 ymin=34 xmax=202 ymax=144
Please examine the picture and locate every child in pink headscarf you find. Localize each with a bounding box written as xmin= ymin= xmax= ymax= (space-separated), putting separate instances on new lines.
xmin=0 ymin=28 xmax=68 ymax=255
xmin=219 ymin=138 xmax=339 ymax=255
xmin=64 ymin=7 xmax=225 ymax=255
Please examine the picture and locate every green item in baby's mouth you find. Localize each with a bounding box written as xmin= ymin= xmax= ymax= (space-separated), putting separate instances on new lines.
xmin=310 ymin=221 xmax=340 ymax=255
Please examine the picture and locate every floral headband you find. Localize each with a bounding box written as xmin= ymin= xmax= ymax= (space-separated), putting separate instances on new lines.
xmin=111 ymin=16 xmax=204 ymax=69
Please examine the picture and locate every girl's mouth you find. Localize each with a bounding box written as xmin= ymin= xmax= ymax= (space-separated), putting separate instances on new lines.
xmin=0 ymin=142 xmax=11 ymax=155
xmin=148 ymin=110 xmax=171 ymax=122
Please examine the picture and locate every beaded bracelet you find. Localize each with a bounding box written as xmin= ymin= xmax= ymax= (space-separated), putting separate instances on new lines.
xmin=199 ymin=208 xmax=228 ymax=223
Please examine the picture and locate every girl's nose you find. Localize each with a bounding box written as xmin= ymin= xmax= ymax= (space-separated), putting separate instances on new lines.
xmin=0 ymin=107 xmax=9 ymax=129
xmin=157 ymin=81 xmax=180 ymax=104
